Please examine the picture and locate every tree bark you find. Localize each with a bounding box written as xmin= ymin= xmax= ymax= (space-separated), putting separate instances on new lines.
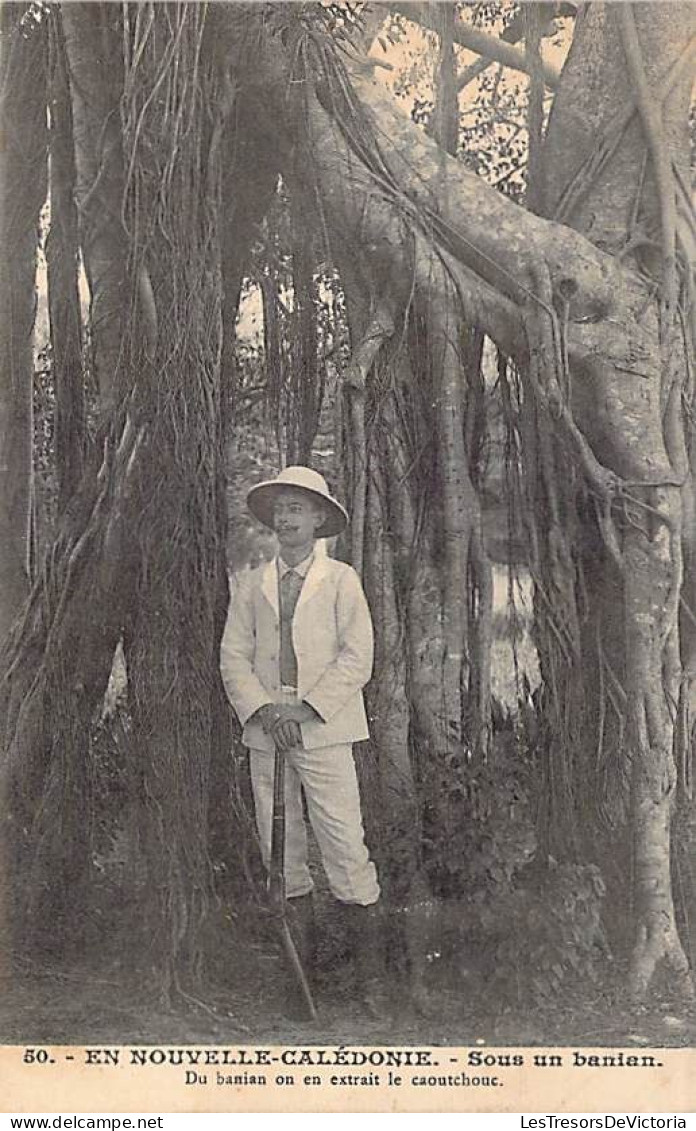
xmin=540 ymin=1 xmax=696 ymax=986
xmin=624 ymin=512 xmax=691 ymax=998
xmin=283 ymin=59 xmax=658 ymax=424
xmin=118 ymin=3 xmax=229 ymax=986
xmin=363 ymin=431 xmax=419 ymax=903
xmin=430 ymin=8 xmax=494 ymax=757
xmin=0 ymin=409 xmax=145 ymax=952
xmin=543 ymin=3 xmax=694 ymax=247
xmin=0 ymin=2 xmax=138 ymax=951
xmin=0 ymin=5 xmax=47 ymax=644
xmin=336 ymin=248 xmax=418 ymax=896
xmin=207 ymin=91 xmax=279 ymax=896
xmin=289 ymin=186 xmax=322 ymax=465
xmin=431 ymin=3 xmax=458 ymax=156
xmin=218 ymin=96 xmax=279 ymax=416
xmin=47 ymin=8 xmax=86 ymax=515
xmin=429 ymin=300 xmax=471 ymax=740
xmin=0 ymin=6 xmax=47 ymax=972
xmin=60 ymin=2 xmax=128 ymax=417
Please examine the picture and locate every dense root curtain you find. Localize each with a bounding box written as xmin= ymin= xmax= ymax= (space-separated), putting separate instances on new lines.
xmin=118 ymin=3 xmax=231 ymax=983
xmin=1 ymin=3 xmax=233 ymax=989
xmin=245 ymin=6 xmax=696 ymax=995
xmin=0 ymin=5 xmax=47 ymax=641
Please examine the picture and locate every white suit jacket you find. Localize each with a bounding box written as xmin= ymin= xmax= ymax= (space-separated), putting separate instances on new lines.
xmin=220 ymin=554 xmax=374 ymax=752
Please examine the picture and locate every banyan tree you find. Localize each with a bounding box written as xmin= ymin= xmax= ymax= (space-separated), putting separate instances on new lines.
xmin=1 ymin=0 xmax=695 ymax=1006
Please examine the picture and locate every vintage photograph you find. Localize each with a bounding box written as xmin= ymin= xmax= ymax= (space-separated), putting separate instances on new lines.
xmin=0 ymin=0 xmax=695 ymax=1110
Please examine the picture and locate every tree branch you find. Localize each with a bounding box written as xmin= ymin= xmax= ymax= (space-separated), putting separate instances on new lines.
xmin=390 ymin=1 xmax=561 ymax=90
xmin=358 ymin=4 xmax=389 ymax=54
xmin=456 ymin=2 xmax=574 ymax=92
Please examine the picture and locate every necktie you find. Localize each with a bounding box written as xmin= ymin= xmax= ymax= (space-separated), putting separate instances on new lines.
xmin=279 ymin=568 xmax=303 ymax=687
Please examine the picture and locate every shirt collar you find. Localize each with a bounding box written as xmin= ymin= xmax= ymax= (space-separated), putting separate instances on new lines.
xmin=277 ymin=551 xmax=314 ymax=579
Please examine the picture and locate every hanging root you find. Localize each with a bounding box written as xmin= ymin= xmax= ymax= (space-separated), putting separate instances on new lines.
xmin=341 ymin=299 xmax=395 ymax=576
xmin=0 ymin=392 xmax=147 ymax=952
xmin=615 ymin=3 xmax=678 ymax=317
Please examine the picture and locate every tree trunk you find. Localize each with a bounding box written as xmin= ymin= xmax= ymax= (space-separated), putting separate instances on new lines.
xmin=118 ymin=3 xmax=229 ymax=987
xmin=431 ymin=3 xmax=458 ymax=157
xmin=219 ymin=96 xmax=279 ymax=417
xmin=336 ymin=249 xmax=419 ymax=898
xmin=539 ymin=0 xmax=696 ymax=987
xmin=1 ymin=3 xmax=230 ymax=982
xmin=1 ymin=1 xmax=139 ymax=951
xmin=213 ymin=101 xmax=280 ymax=891
xmin=0 ymin=408 xmax=144 ymax=953
xmin=0 ymin=5 xmax=47 ymax=644
xmin=362 ymin=434 xmax=419 ymax=903
xmin=428 ymin=300 xmax=479 ymax=745
xmin=47 ymin=8 xmax=86 ymax=514
xmin=290 ymin=186 xmax=322 ymax=465
xmin=430 ymin=8 xmax=494 ymax=759
xmin=0 ymin=3 xmax=47 ymax=975
xmin=624 ymin=513 xmax=691 ymax=998
xmin=60 ymin=2 xmax=127 ymax=416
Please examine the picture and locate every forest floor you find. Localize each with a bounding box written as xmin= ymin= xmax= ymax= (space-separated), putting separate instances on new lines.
xmin=2 ymin=963 xmax=695 ymax=1052
xmin=2 ymin=902 xmax=695 ymax=1051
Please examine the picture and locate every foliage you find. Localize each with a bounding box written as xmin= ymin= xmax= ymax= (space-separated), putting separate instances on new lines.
xmin=32 ymin=344 xmax=56 ymax=558
xmin=416 ymin=705 xmax=608 ymax=1007
xmin=32 ymin=329 xmax=97 ymax=559
xmin=478 ymin=861 xmax=608 ymax=1007
xmin=389 ymin=0 xmax=532 ymax=199
xmin=459 ymin=71 xmax=530 ymax=199
xmin=421 ymin=706 xmax=535 ymax=898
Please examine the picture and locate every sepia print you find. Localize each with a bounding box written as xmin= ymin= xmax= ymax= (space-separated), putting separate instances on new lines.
xmin=0 ymin=0 xmax=695 ymax=1113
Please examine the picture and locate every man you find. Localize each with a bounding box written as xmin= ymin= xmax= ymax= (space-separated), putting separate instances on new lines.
xmin=220 ymin=465 xmax=383 ymax=1017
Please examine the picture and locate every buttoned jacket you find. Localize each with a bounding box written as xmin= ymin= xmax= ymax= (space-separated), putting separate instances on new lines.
xmin=220 ymin=554 xmax=373 ymax=752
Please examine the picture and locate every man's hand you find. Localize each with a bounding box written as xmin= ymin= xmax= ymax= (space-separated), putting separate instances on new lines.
xmin=279 ymin=701 xmax=323 ymax=726
xmin=271 ymin=717 xmax=303 ymax=753
xmin=254 ymin=703 xmax=283 ymax=735
xmin=270 ymin=701 xmax=322 ymax=753
xmin=251 ymin=705 xmax=300 ymax=753
xmin=251 ymin=701 xmax=322 ymax=752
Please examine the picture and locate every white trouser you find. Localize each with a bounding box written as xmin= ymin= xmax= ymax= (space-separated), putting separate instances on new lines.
xmin=249 ymin=716 xmax=380 ymax=906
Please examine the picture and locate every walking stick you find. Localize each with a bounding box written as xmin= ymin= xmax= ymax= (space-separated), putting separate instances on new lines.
xmin=268 ymin=745 xmax=318 ymax=1022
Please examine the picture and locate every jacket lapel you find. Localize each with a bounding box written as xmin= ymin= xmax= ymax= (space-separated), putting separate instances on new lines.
xmin=260 ymin=559 xmax=280 ymax=619
xmin=295 ymin=554 xmax=330 ymax=617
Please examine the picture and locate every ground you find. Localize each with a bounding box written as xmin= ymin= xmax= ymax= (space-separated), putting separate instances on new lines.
xmin=2 ymin=905 xmax=695 ymax=1049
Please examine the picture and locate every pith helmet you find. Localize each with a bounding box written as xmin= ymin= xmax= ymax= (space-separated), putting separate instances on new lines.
xmin=246 ymin=465 xmax=349 ymax=539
